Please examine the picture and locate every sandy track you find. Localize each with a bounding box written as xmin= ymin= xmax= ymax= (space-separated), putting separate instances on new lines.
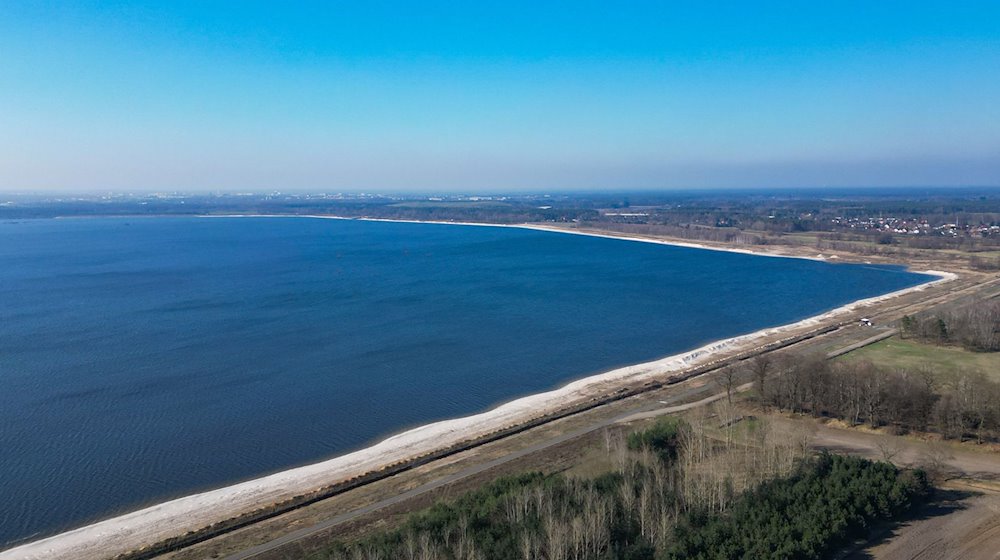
xmin=759 ymin=415 xmax=1000 ymax=480
xmin=847 ymin=491 xmax=1000 ymax=560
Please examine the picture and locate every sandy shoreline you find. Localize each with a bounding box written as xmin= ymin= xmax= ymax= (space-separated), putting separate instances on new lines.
xmin=0 ymin=216 xmax=956 ymax=560
xmin=203 ymin=214 xmax=832 ymax=261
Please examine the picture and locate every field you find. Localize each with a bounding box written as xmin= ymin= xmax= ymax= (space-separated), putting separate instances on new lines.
xmin=840 ymin=336 xmax=1000 ymax=382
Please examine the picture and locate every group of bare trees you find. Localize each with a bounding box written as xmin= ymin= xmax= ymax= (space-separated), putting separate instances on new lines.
xmin=761 ymin=355 xmax=1000 ymax=442
xmin=325 ymin=411 xmax=812 ymax=560
xmin=900 ymin=299 xmax=1000 ymax=352
xmin=677 ymin=403 xmax=812 ymax=516
xmin=940 ymin=299 xmax=1000 ymax=351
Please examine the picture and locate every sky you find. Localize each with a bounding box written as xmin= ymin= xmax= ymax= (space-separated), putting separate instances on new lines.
xmin=1 ymin=1 xmax=999 ymax=192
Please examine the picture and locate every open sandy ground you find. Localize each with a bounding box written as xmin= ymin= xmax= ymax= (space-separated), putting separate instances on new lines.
xmin=0 ymin=217 xmax=957 ymax=560
xmin=847 ymin=490 xmax=1000 ymax=560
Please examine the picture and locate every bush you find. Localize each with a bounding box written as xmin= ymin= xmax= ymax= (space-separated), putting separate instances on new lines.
xmin=627 ymin=417 xmax=688 ymax=461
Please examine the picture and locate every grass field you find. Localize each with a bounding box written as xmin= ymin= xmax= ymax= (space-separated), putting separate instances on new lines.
xmin=841 ymin=336 xmax=1000 ymax=383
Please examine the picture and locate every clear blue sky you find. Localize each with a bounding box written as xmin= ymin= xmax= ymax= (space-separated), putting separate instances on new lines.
xmin=2 ymin=1 xmax=998 ymax=192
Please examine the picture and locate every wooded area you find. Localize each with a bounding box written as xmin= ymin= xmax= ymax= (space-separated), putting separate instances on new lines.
xmin=315 ymin=417 xmax=926 ymax=560
xmin=762 ymin=356 xmax=1000 ymax=443
xmin=665 ymin=453 xmax=928 ymax=560
xmin=900 ymin=298 xmax=1000 ymax=352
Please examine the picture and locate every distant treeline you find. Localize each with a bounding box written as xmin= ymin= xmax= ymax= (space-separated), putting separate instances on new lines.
xmin=8 ymin=192 xmax=1000 ymax=268
xmin=0 ymin=197 xmax=594 ymax=224
xmin=315 ymin=418 xmax=927 ymax=560
xmin=813 ymin=238 xmax=1000 ymax=268
xmin=578 ymin=222 xmax=771 ymax=246
xmin=581 ymin=223 xmax=1000 ymax=271
xmin=900 ymin=299 xmax=1000 ymax=352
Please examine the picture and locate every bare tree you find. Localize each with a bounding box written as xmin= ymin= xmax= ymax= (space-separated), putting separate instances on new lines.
xmin=875 ymin=434 xmax=904 ymax=463
xmin=519 ymin=532 xmax=533 ymax=560
xmin=920 ymin=441 xmax=955 ymax=483
xmin=605 ymin=427 xmax=629 ymax=472
xmin=544 ymin=514 xmax=568 ymax=560
xmin=403 ymin=530 xmax=418 ymax=560
xmin=716 ymin=365 xmax=738 ymax=406
xmin=750 ymin=354 xmax=772 ymax=403
xmin=455 ymin=514 xmax=471 ymax=559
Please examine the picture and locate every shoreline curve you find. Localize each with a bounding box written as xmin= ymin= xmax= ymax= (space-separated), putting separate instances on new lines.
xmin=0 ymin=216 xmax=955 ymax=560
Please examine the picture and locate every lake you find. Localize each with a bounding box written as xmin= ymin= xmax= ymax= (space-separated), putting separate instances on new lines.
xmin=0 ymin=216 xmax=934 ymax=546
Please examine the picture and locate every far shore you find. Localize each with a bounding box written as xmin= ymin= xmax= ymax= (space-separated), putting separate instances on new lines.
xmin=201 ymin=213 xmax=890 ymax=263
xmin=0 ymin=216 xmax=956 ymax=560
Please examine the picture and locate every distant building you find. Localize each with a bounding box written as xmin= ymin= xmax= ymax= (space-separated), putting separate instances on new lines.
xmin=603 ymin=212 xmax=649 ymax=224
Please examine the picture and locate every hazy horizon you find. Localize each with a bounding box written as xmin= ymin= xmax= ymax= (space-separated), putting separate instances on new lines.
xmin=2 ymin=2 xmax=998 ymax=192
xmin=4 ymin=184 xmax=1000 ymax=198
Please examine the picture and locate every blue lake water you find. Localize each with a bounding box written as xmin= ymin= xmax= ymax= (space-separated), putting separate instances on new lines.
xmin=0 ymin=217 xmax=934 ymax=546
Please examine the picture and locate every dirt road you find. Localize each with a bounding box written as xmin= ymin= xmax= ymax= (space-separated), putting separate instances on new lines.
xmin=847 ymin=489 xmax=1000 ymax=560
xmin=770 ymin=416 xmax=1000 ymax=480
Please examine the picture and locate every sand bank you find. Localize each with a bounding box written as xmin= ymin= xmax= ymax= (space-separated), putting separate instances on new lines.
xmin=202 ymin=214 xmax=829 ymax=261
xmin=0 ymin=217 xmax=955 ymax=560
